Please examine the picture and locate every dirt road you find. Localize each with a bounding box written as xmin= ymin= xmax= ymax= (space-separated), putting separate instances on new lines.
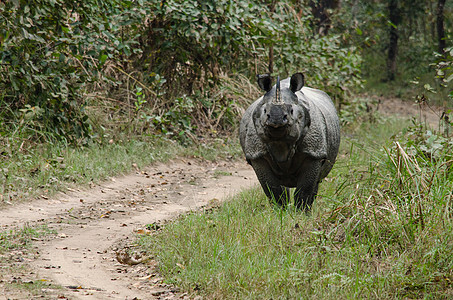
xmin=1 ymin=159 xmax=256 ymax=299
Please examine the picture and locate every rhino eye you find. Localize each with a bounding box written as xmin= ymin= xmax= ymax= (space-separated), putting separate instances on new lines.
xmin=290 ymin=109 xmax=294 ymax=114
xmin=264 ymin=108 xmax=267 ymax=114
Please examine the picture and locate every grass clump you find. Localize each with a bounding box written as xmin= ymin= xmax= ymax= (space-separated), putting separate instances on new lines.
xmin=138 ymin=119 xmax=453 ymax=299
xmin=0 ymin=224 xmax=60 ymax=296
xmin=0 ymin=134 xmax=242 ymax=206
xmin=0 ymin=224 xmax=56 ymax=254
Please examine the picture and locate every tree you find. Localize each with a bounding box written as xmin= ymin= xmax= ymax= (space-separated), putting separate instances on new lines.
xmin=436 ymin=0 xmax=447 ymax=56
xmin=386 ymin=0 xmax=401 ymax=81
xmin=268 ymin=0 xmax=276 ymax=74
xmin=310 ymin=0 xmax=341 ymax=36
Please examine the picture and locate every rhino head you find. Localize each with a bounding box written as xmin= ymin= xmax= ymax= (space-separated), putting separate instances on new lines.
xmin=253 ymin=73 xmax=310 ymax=144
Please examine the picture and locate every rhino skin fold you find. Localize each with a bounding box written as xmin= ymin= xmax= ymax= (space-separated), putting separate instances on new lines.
xmin=239 ymin=73 xmax=340 ymax=211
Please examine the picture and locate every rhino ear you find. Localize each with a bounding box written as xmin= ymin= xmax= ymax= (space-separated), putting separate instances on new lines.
xmin=290 ymin=73 xmax=304 ymax=93
xmin=257 ymin=74 xmax=272 ymax=92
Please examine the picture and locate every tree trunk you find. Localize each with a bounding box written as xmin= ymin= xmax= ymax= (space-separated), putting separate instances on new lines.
xmin=436 ymin=0 xmax=446 ymax=56
xmin=269 ymin=46 xmax=274 ymax=74
xmin=268 ymin=0 xmax=276 ymax=74
xmin=387 ymin=0 xmax=400 ymax=81
xmin=310 ymin=0 xmax=340 ymax=36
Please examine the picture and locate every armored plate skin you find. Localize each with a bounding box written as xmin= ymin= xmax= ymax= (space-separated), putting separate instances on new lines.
xmin=239 ymin=73 xmax=340 ymax=210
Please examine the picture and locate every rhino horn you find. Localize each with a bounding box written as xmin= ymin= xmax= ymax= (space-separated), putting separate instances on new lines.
xmin=273 ymin=76 xmax=283 ymax=104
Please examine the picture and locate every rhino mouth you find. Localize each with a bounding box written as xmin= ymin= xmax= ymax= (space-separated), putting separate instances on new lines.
xmin=265 ymin=125 xmax=288 ymax=139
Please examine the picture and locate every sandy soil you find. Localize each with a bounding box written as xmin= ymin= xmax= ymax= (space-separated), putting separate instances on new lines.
xmin=0 ymin=96 xmax=446 ymax=299
xmin=371 ymin=95 xmax=448 ymax=128
xmin=0 ymin=159 xmax=256 ymax=299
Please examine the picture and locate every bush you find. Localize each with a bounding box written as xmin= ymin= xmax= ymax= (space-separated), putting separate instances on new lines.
xmin=1 ymin=0 xmax=363 ymax=144
xmin=0 ymin=0 xmax=142 ymax=143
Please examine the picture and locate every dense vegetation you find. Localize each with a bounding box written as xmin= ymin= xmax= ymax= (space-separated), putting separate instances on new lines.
xmin=1 ymin=0 xmax=452 ymax=223
xmin=0 ymin=0 xmax=362 ymax=146
xmin=2 ymin=0 xmax=450 ymax=146
xmin=0 ymin=1 xmax=451 ymax=198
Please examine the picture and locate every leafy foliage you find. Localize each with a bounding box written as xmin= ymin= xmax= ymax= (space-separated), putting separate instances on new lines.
xmin=0 ymin=0 xmax=145 ymax=143
xmin=411 ymin=46 xmax=453 ymax=126
xmin=336 ymin=0 xmax=452 ymax=78
xmin=338 ymin=96 xmax=380 ymax=126
xmin=398 ymin=122 xmax=453 ymax=163
xmin=1 ymin=0 xmax=363 ymax=144
xmin=1 ymin=0 xmax=451 ymax=144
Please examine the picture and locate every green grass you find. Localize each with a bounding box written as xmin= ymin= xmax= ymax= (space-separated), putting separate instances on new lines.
xmin=0 ymin=135 xmax=243 ymax=206
xmin=0 ymin=224 xmax=59 ymax=296
xmin=137 ymin=118 xmax=453 ymax=299
xmin=0 ymin=224 xmax=56 ymax=253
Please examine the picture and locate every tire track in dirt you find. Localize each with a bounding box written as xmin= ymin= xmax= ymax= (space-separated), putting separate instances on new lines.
xmin=1 ymin=159 xmax=256 ymax=299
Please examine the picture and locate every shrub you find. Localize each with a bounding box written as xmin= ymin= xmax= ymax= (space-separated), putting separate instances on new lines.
xmin=1 ymin=0 xmax=363 ymax=143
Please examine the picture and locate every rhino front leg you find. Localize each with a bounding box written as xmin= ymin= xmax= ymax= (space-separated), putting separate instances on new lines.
xmin=294 ymin=159 xmax=323 ymax=211
xmin=264 ymin=184 xmax=290 ymax=207
xmin=250 ymin=158 xmax=289 ymax=207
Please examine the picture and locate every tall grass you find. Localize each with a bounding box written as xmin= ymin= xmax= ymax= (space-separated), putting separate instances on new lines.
xmin=138 ymin=119 xmax=453 ymax=299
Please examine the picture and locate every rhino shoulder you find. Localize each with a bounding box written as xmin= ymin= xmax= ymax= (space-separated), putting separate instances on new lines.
xmin=297 ymin=103 xmax=329 ymax=160
xmin=239 ymin=98 xmax=268 ymax=161
xmin=298 ymin=87 xmax=336 ymax=110
xmin=296 ymin=87 xmax=339 ymax=160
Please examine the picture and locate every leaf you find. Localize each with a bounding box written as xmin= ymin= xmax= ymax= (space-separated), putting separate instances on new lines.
xmin=387 ymin=21 xmax=397 ymax=29
xmin=99 ymin=54 xmax=108 ymax=64
xmin=59 ymin=53 xmax=66 ymax=63
xmin=423 ymin=84 xmax=436 ymax=93
xmin=445 ymin=74 xmax=453 ymax=83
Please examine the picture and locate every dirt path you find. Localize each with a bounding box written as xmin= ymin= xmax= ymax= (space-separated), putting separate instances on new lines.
xmin=372 ymin=96 xmax=447 ymax=128
xmin=1 ymin=159 xmax=256 ymax=299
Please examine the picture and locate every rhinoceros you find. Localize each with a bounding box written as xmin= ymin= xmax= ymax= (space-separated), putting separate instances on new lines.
xmin=239 ymin=72 xmax=340 ymax=211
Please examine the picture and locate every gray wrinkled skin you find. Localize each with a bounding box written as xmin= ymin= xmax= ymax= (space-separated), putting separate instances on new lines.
xmin=239 ymin=73 xmax=340 ymax=211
